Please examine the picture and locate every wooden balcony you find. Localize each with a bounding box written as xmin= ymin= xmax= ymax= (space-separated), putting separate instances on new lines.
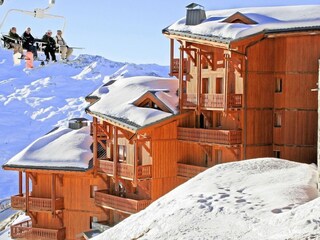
xmin=171 ymin=58 xmax=188 ymax=76
xmin=11 ymin=195 xmax=64 ymax=212
xmin=201 ymin=93 xmax=242 ymax=109
xmin=182 ymin=93 xmax=197 ymax=108
xmin=95 ymin=190 xmax=152 ymax=214
xmin=182 ymin=93 xmax=242 ymax=109
xmin=177 ymin=163 xmax=208 ymax=179
xmin=11 ymin=220 xmax=66 ymax=240
xmin=99 ymin=159 xmax=152 ymax=179
xmin=177 ymin=127 xmax=242 ymax=145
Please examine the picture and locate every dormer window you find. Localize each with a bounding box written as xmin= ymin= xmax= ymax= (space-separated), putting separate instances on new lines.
xmin=222 ymin=12 xmax=257 ymax=25
xmin=133 ymin=91 xmax=173 ymax=113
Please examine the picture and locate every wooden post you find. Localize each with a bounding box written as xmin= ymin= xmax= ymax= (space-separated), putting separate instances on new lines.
xmin=179 ymin=45 xmax=184 ymax=112
xmin=196 ymin=49 xmax=202 ymax=126
xmin=51 ymin=174 xmax=56 ymax=215
xmin=19 ymin=171 xmax=22 ymax=196
xmin=26 ymin=172 xmax=29 ymax=214
xmin=224 ymin=51 xmax=230 ymax=112
xmin=170 ymin=39 xmax=174 ymax=76
xmin=317 ymin=59 xmax=320 ymax=193
xmin=133 ymin=139 xmax=138 ymax=186
xmin=93 ymin=117 xmax=98 ymax=176
xmin=113 ymin=126 xmax=118 ymax=190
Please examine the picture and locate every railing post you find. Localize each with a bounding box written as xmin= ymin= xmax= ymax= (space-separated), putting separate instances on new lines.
xmin=51 ymin=174 xmax=56 ymax=215
xmin=93 ymin=117 xmax=98 ymax=176
xmin=26 ymin=172 xmax=29 ymax=214
xmin=19 ymin=171 xmax=22 ymax=196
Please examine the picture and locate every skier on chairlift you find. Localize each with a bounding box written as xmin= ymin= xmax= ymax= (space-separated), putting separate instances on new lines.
xmin=22 ymin=27 xmax=38 ymax=60
xmin=42 ymin=30 xmax=57 ymax=62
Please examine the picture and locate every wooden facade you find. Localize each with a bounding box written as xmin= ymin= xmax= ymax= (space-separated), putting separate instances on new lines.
xmin=165 ymin=31 xmax=319 ymax=165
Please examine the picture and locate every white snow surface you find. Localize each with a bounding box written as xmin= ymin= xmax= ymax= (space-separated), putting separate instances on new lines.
xmin=0 ymin=47 xmax=169 ymax=199
xmin=88 ymin=76 xmax=178 ymax=127
xmin=94 ymin=158 xmax=319 ymax=240
xmin=168 ymin=5 xmax=320 ymax=41
xmin=4 ymin=126 xmax=92 ymax=169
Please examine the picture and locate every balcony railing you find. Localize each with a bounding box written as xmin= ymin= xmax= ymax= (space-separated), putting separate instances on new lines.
xmin=171 ymin=58 xmax=188 ymax=75
xmin=200 ymin=94 xmax=243 ymax=109
xmin=11 ymin=195 xmax=64 ymax=212
xmin=177 ymin=163 xmax=208 ymax=179
xmin=95 ymin=190 xmax=152 ymax=214
xmin=11 ymin=220 xmax=66 ymax=240
xmin=182 ymin=93 xmax=197 ymax=108
xmin=99 ymin=160 xmax=152 ymax=179
xmin=182 ymin=93 xmax=242 ymax=109
xmin=177 ymin=127 xmax=242 ymax=145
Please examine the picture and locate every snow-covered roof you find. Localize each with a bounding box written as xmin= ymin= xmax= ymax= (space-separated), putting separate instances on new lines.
xmin=3 ymin=126 xmax=93 ymax=171
xmin=86 ymin=76 xmax=179 ymax=130
xmin=164 ymin=5 xmax=320 ymax=43
xmin=93 ymin=158 xmax=319 ymax=240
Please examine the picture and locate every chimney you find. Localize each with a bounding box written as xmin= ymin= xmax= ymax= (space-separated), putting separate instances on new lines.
xmin=186 ymin=3 xmax=206 ymax=26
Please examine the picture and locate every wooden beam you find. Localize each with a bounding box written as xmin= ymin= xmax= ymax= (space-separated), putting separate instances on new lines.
xmin=18 ymin=171 xmax=22 ymax=196
xmin=179 ymin=46 xmax=184 ymax=112
xmin=133 ymin=141 xmax=138 ymax=187
xmin=26 ymin=172 xmax=29 ymax=214
xmin=51 ymin=174 xmax=56 ymax=216
xmin=170 ymin=38 xmax=174 ymax=76
xmin=29 ymin=173 xmax=37 ymax=185
xmin=57 ymin=174 xmax=63 ymax=187
xmin=201 ymin=51 xmax=214 ymax=69
xmin=29 ymin=212 xmax=37 ymax=225
xmin=113 ymin=126 xmax=118 ymax=181
xmin=93 ymin=117 xmax=98 ymax=176
xmin=196 ymin=49 xmax=202 ymax=117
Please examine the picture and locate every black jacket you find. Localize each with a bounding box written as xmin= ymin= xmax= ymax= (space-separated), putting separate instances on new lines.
xmin=9 ymin=31 xmax=22 ymax=42
xmin=42 ymin=34 xmax=56 ymax=49
xmin=22 ymin=32 xmax=35 ymax=50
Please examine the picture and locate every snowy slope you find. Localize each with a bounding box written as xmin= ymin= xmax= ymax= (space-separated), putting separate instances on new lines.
xmin=0 ymin=47 xmax=169 ymax=199
xmin=94 ymin=158 xmax=319 ymax=240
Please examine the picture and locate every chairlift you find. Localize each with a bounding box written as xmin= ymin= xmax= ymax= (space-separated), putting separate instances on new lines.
xmin=0 ymin=0 xmax=66 ymax=53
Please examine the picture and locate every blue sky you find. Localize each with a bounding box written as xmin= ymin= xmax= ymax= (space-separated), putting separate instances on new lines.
xmin=0 ymin=0 xmax=319 ymax=65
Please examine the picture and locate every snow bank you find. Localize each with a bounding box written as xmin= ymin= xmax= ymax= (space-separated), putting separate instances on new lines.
xmin=167 ymin=5 xmax=320 ymax=41
xmin=88 ymin=76 xmax=178 ymax=127
xmin=4 ymin=126 xmax=92 ymax=170
xmin=93 ymin=158 xmax=319 ymax=240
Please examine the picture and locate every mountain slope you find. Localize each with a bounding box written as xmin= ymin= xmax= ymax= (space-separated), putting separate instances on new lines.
xmin=0 ymin=48 xmax=170 ymax=199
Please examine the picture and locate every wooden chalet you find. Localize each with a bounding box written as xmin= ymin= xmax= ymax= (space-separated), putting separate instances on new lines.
xmin=163 ymin=4 xmax=320 ymax=165
xmin=3 ymin=4 xmax=320 ymax=240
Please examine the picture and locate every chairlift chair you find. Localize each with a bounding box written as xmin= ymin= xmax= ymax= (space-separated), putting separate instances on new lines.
xmin=0 ymin=0 xmax=66 ymax=53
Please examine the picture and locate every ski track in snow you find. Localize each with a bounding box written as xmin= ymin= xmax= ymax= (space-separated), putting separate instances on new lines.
xmin=0 ymin=48 xmax=169 ymax=200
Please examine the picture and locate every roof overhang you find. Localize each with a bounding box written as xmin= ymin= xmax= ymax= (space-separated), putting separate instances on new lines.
xmin=2 ymin=165 xmax=93 ymax=174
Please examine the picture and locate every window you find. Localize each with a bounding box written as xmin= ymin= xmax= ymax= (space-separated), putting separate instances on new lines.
xmin=90 ymin=185 xmax=98 ymax=198
xmin=274 ymin=151 xmax=281 ymax=158
xmin=275 ymin=78 xmax=282 ymax=93
xmin=202 ymin=78 xmax=209 ymax=94
xmin=118 ymin=145 xmax=127 ymax=162
xmin=216 ymin=78 xmax=223 ymax=94
xmin=274 ymin=112 xmax=282 ymax=128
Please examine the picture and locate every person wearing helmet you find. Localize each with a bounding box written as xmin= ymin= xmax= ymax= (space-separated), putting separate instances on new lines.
xmin=42 ymin=30 xmax=57 ymax=62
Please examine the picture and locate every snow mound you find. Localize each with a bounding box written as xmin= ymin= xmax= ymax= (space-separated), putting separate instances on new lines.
xmin=93 ymin=158 xmax=319 ymax=240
